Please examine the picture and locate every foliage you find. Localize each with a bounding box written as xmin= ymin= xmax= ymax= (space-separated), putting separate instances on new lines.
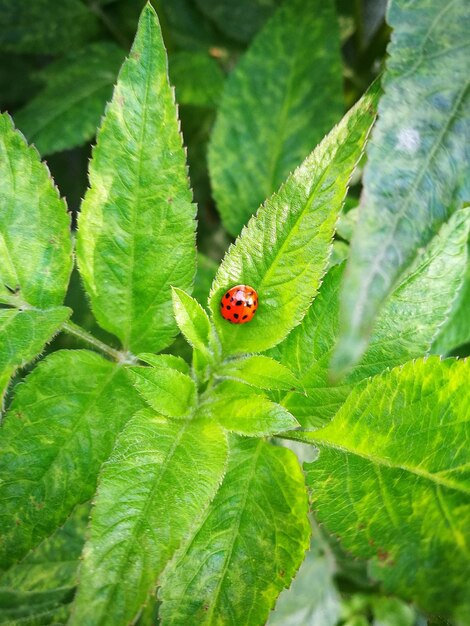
xmin=0 ymin=1 xmax=468 ymax=625
xmin=333 ymin=0 xmax=470 ymax=373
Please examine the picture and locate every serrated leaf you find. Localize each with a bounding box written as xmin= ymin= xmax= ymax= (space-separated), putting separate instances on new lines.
xmin=14 ymin=43 xmax=125 ymax=156
xmin=0 ymin=504 xmax=88 ymax=624
xmin=137 ymin=352 xmax=190 ymax=374
xmin=217 ymin=355 xmax=299 ymax=391
xmin=129 ymin=363 xmax=197 ymax=418
xmin=159 ymin=436 xmax=310 ymax=625
xmin=0 ymin=0 xmax=98 ymax=54
xmin=0 ymin=307 xmax=70 ymax=404
xmin=171 ymin=287 xmax=212 ymax=355
xmin=334 ymin=0 xmax=470 ymax=372
xmin=77 ymin=4 xmax=196 ymax=354
xmin=271 ymin=208 xmax=470 ymax=427
xmin=432 ymin=245 xmax=470 ymax=354
xmin=209 ymin=0 xmax=344 ymax=236
xmin=209 ymin=85 xmax=379 ymax=355
xmin=0 ymin=114 xmax=72 ymax=308
xmin=304 ymin=357 xmax=470 ymax=620
xmin=69 ymin=409 xmax=228 ymax=626
xmin=267 ymin=534 xmax=341 ymax=626
xmin=169 ymin=51 xmax=225 ymax=107
xmin=198 ymin=383 xmax=298 ymax=436
xmin=195 ymin=0 xmax=280 ymax=43
xmin=0 ymin=350 xmax=142 ymax=569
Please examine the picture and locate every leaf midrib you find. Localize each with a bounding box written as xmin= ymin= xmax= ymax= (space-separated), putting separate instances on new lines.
xmin=311 ymin=437 xmax=470 ymax=496
xmin=123 ymin=14 xmax=153 ymax=350
xmin=258 ymin=104 xmax=370 ymax=293
xmin=90 ymin=418 xmax=191 ymax=626
xmin=205 ymin=440 xmax=263 ymax=622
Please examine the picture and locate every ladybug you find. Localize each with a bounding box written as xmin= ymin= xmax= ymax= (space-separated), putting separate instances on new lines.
xmin=220 ymin=285 xmax=258 ymax=324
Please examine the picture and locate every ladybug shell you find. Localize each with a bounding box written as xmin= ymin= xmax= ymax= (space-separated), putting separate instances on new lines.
xmin=220 ymin=285 xmax=258 ymax=324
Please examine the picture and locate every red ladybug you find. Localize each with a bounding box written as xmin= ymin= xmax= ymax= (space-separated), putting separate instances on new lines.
xmin=220 ymin=285 xmax=258 ymax=324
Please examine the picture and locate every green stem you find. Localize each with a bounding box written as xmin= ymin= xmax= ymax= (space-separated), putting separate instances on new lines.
xmin=62 ymin=320 xmax=124 ymax=362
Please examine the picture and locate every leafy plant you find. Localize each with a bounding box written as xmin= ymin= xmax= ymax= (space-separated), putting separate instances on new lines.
xmin=1 ymin=1 xmax=469 ymax=625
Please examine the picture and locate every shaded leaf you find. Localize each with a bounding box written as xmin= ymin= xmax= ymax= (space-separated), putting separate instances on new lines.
xmin=0 ymin=504 xmax=89 ymax=624
xmin=334 ymin=0 xmax=470 ymax=372
xmin=271 ymin=208 xmax=470 ymax=427
xmin=77 ymin=4 xmax=196 ymax=354
xmin=195 ymin=0 xmax=280 ymax=43
xmin=209 ymin=0 xmax=344 ymax=235
xmin=0 ymin=350 xmax=142 ymax=568
xmin=0 ymin=0 xmax=98 ymax=54
xmin=15 ymin=43 xmax=125 ymax=156
xmin=0 ymin=114 xmax=72 ymax=308
xmin=129 ymin=362 xmax=197 ymax=418
xmin=209 ymin=85 xmax=379 ymax=355
xmin=169 ymin=51 xmax=225 ymax=107
xmin=304 ymin=358 xmax=470 ymax=620
xmin=69 ymin=409 xmax=228 ymax=626
xmin=159 ymin=437 xmax=310 ymax=625
xmin=193 ymin=253 xmax=218 ymax=306
xmin=0 ymin=307 xmax=70 ymax=405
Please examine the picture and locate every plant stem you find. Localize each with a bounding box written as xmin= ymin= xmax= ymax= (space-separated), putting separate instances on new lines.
xmin=62 ymin=320 xmax=123 ymax=362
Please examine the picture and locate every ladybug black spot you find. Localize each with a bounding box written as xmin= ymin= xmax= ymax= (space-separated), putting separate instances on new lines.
xmin=242 ymin=315 xmax=248 ymax=320
xmin=233 ymin=313 xmax=239 ymax=320
xmin=225 ymin=293 xmax=230 ymax=299
xmin=226 ymin=305 xmax=231 ymax=310
xmin=236 ymin=300 xmax=243 ymax=306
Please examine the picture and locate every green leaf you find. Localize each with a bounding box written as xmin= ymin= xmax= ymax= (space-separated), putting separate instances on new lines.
xmin=137 ymin=352 xmax=190 ymax=374
xmin=209 ymin=85 xmax=379 ymax=355
xmin=0 ymin=504 xmax=88 ymax=624
xmin=432 ymin=244 xmax=470 ymax=354
xmin=209 ymin=0 xmax=344 ymax=236
xmin=334 ymin=0 xmax=470 ymax=373
xmin=14 ymin=43 xmax=125 ymax=156
xmin=304 ymin=357 xmax=470 ymax=620
xmin=77 ymin=4 xmax=196 ymax=354
xmin=0 ymin=350 xmax=142 ymax=569
xmin=171 ymin=287 xmax=212 ymax=355
xmin=267 ymin=534 xmax=341 ymax=626
xmin=0 ymin=114 xmax=72 ymax=308
xmin=217 ymin=355 xmax=299 ymax=391
xmin=69 ymin=409 xmax=228 ymax=626
xmin=169 ymin=51 xmax=225 ymax=107
xmin=271 ymin=208 xmax=470 ymax=427
xmin=129 ymin=363 xmax=197 ymax=418
xmin=0 ymin=0 xmax=98 ymax=54
xmin=0 ymin=307 xmax=70 ymax=403
xmin=194 ymin=0 xmax=280 ymax=43
xmin=159 ymin=437 xmax=310 ymax=625
xmin=157 ymin=0 xmax=220 ymax=52
xmin=198 ymin=382 xmax=298 ymax=436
